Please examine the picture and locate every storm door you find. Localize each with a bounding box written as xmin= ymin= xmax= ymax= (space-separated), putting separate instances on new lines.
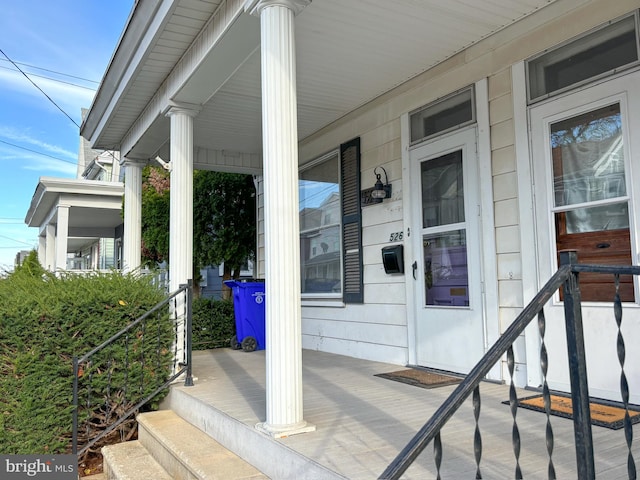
xmin=410 ymin=127 xmax=485 ymax=373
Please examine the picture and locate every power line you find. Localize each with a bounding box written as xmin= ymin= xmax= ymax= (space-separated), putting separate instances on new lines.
xmin=0 ymin=139 xmax=77 ymax=166
xmin=0 ymin=64 xmax=96 ymax=91
xmin=0 ymin=48 xmax=80 ymax=129
xmin=0 ymin=234 xmax=35 ymax=247
xmin=0 ymin=58 xmax=99 ymax=84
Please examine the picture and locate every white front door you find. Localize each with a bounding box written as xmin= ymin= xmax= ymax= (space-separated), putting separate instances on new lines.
xmin=410 ymin=127 xmax=485 ymax=374
xmin=530 ymin=71 xmax=640 ymax=403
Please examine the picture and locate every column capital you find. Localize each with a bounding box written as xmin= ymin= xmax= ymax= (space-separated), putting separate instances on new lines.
xmin=245 ymin=0 xmax=310 ymax=16
xmin=163 ymin=101 xmax=202 ymax=118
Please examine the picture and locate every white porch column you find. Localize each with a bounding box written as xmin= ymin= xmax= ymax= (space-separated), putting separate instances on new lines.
xmin=45 ymin=224 xmax=55 ymax=271
xmin=122 ymin=159 xmax=144 ymax=273
xmin=55 ymin=205 xmax=70 ymax=271
xmin=38 ymin=235 xmax=46 ymax=268
xmin=165 ymin=104 xmax=199 ymax=292
xmin=165 ymin=103 xmax=199 ymax=369
xmin=247 ymin=0 xmax=314 ymax=438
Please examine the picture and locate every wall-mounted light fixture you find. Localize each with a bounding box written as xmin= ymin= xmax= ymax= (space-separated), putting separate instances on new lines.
xmin=371 ymin=166 xmax=392 ymax=202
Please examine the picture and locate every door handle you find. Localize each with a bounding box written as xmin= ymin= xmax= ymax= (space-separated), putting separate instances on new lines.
xmin=412 ymin=261 xmax=418 ymax=280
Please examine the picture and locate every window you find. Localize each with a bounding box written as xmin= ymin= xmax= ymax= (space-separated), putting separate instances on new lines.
xmin=299 ymin=138 xmax=363 ymax=302
xmin=410 ymin=87 xmax=475 ymax=144
xmin=527 ymin=12 xmax=640 ymax=103
xmin=300 ymin=151 xmax=342 ymax=296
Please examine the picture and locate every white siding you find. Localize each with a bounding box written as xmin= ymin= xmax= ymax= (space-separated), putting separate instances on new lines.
xmin=280 ymin=0 xmax=640 ymax=368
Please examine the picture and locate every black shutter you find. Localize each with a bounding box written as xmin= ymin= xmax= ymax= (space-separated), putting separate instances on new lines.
xmin=340 ymin=138 xmax=363 ymax=303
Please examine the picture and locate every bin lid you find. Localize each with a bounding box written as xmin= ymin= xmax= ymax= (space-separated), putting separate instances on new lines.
xmin=224 ymin=279 xmax=265 ymax=288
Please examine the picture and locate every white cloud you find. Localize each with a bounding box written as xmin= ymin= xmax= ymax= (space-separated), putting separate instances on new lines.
xmin=22 ymin=157 xmax=76 ymax=176
xmin=0 ymin=68 xmax=95 ymax=123
xmin=0 ymin=126 xmax=77 ymax=160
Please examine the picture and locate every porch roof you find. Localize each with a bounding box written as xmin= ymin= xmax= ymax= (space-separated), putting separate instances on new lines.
xmin=24 ymin=177 xmax=124 ymax=249
xmin=81 ymin=0 xmax=567 ymax=165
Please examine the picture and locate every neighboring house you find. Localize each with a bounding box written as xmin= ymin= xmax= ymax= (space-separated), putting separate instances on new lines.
xmin=24 ymin=111 xmax=124 ymax=272
xmin=80 ymin=0 xmax=640 ymax=438
xmin=13 ymin=250 xmax=31 ymax=268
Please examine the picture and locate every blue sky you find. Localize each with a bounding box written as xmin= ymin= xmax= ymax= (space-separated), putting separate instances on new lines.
xmin=0 ymin=1 xmax=133 ymax=270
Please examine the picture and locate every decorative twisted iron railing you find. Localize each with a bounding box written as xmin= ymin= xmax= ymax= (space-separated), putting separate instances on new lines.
xmin=72 ymin=281 xmax=193 ymax=459
xmin=380 ymin=251 xmax=640 ymax=479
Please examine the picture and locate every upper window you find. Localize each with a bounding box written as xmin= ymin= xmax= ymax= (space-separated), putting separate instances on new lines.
xmin=410 ymin=87 xmax=475 ymax=145
xmin=299 ymin=151 xmax=342 ymax=296
xmin=527 ymin=12 xmax=640 ymax=103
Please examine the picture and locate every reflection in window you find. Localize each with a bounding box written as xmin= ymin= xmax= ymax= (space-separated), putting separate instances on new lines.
xmin=551 ymin=103 xmax=627 ymax=233
xmin=421 ymin=150 xmax=464 ymax=228
xmin=299 ymin=153 xmax=341 ymax=295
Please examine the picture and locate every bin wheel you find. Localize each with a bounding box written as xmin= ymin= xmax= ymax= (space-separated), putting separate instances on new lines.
xmin=241 ymin=336 xmax=258 ymax=352
xmin=230 ymin=335 xmax=241 ymax=350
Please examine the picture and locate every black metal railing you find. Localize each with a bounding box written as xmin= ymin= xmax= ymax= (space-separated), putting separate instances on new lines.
xmin=72 ymin=280 xmax=193 ymax=458
xmin=380 ymin=251 xmax=640 ymax=479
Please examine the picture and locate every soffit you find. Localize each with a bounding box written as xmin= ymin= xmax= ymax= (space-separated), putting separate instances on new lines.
xmin=85 ymin=0 xmax=224 ymax=149
xmin=92 ymin=0 xmax=563 ymax=159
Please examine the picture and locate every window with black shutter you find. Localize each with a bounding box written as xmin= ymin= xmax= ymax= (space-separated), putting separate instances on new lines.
xmin=298 ymin=138 xmax=362 ymax=303
xmin=340 ymin=138 xmax=363 ymax=303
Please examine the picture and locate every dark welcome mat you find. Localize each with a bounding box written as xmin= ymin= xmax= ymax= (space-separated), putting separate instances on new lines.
xmin=375 ymin=369 xmax=462 ymax=389
xmin=504 ymin=394 xmax=640 ymax=430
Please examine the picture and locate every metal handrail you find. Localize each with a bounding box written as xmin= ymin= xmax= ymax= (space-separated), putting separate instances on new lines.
xmin=380 ymin=251 xmax=640 ymax=479
xmin=72 ymin=280 xmax=193 ymax=457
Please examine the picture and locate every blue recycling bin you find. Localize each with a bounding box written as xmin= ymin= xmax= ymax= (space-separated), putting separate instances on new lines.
xmin=224 ymin=280 xmax=266 ymax=352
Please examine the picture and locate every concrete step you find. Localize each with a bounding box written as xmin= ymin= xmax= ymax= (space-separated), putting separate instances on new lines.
xmin=102 ymin=440 xmax=172 ymax=480
xmin=163 ymin=386 xmax=342 ymax=480
xmin=137 ymin=409 xmax=268 ymax=480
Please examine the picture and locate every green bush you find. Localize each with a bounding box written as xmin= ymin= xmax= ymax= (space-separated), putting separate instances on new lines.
xmin=191 ymin=297 xmax=235 ymax=350
xmin=0 ymin=254 xmax=169 ymax=456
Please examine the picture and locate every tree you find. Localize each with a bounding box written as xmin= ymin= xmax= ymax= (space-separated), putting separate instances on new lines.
xmin=138 ymin=167 xmax=257 ymax=297
xmin=193 ymin=171 xmax=256 ymax=297
xmin=140 ymin=166 xmax=170 ymax=266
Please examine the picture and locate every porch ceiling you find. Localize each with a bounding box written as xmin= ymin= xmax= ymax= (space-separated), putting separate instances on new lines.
xmin=85 ymin=0 xmax=559 ymax=163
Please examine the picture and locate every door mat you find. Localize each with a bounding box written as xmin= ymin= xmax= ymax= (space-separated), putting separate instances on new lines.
xmin=504 ymin=394 xmax=640 ymax=430
xmin=375 ymin=369 xmax=462 ymax=389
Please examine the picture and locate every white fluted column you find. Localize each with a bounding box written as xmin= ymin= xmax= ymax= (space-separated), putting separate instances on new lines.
xmin=38 ymin=235 xmax=46 ymax=268
xmin=45 ymin=224 xmax=55 ymax=271
xmin=122 ymin=159 xmax=144 ymax=273
xmin=166 ymin=104 xmax=199 ymax=291
xmin=247 ymin=0 xmax=314 ymax=438
xmin=165 ymin=103 xmax=199 ymax=369
xmin=55 ymin=205 xmax=70 ymax=271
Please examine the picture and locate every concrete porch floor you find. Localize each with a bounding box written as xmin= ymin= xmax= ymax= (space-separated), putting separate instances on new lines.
xmin=160 ymin=348 xmax=638 ymax=479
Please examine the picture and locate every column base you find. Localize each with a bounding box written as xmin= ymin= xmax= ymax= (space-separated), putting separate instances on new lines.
xmin=255 ymin=420 xmax=316 ymax=438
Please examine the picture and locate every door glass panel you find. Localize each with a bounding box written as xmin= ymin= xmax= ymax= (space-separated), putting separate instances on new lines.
xmin=423 ymin=230 xmax=468 ymax=306
xmin=557 ymin=202 xmax=629 ymax=234
xmin=421 ymin=148 xmax=469 ymax=308
xmin=549 ymin=103 xmax=634 ymax=301
xmin=421 ymin=150 xmax=464 ymax=228
xmin=551 ymin=103 xmax=625 ymax=209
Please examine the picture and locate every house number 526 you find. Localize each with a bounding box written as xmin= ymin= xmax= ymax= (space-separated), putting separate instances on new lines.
xmin=389 ymin=231 xmax=403 ymax=242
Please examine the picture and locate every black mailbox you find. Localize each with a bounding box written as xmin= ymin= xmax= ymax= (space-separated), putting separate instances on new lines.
xmin=382 ymin=245 xmax=404 ymax=274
